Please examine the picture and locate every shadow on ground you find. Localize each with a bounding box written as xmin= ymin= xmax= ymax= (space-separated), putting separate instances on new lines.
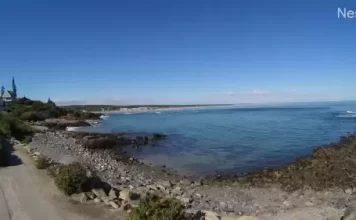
xmin=1 ymin=140 xmax=22 ymax=167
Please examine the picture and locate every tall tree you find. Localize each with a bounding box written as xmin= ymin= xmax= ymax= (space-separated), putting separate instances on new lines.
xmin=0 ymin=86 xmax=4 ymax=97
xmin=12 ymin=77 xmax=17 ymax=100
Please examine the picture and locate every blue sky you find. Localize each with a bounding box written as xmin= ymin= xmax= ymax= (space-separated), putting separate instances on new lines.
xmin=1 ymin=0 xmax=356 ymax=105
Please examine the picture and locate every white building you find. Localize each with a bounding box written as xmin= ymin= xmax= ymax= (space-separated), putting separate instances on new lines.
xmin=1 ymin=90 xmax=14 ymax=103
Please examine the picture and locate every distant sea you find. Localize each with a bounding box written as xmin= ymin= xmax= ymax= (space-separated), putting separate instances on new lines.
xmin=81 ymin=101 xmax=356 ymax=176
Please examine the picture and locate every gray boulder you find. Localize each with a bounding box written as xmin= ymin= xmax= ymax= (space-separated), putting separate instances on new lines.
xmin=119 ymin=189 xmax=140 ymax=202
xmin=91 ymin=188 xmax=107 ymax=198
xmin=343 ymin=207 xmax=356 ymax=220
xmin=108 ymin=188 xmax=119 ymax=200
xmin=71 ymin=192 xmax=88 ymax=203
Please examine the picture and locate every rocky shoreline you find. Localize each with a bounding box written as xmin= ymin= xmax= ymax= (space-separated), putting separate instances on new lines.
xmin=209 ymin=134 xmax=356 ymax=192
xmin=25 ymin=128 xmax=356 ymax=219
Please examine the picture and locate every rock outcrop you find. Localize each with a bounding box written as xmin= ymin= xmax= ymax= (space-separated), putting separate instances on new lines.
xmin=40 ymin=119 xmax=91 ymax=130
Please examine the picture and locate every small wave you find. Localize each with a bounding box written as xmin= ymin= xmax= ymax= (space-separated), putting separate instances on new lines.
xmin=124 ymin=112 xmax=132 ymax=115
xmin=86 ymin=120 xmax=100 ymax=127
xmin=337 ymin=114 xmax=356 ymax=118
xmin=336 ymin=110 xmax=356 ymax=118
xmin=155 ymin=112 xmax=161 ymax=114
xmin=66 ymin=127 xmax=80 ymax=131
xmin=100 ymin=115 xmax=110 ymax=119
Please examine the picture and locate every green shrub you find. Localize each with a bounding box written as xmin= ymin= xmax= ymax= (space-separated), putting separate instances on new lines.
xmin=38 ymin=109 xmax=61 ymax=119
xmin=0 ymin=119 xmax=11 ymax=137
xmin=128 ymin=194 xmax=187 ymax=220
xmin=63 ymin=109 xmax=100 ymax=120
xmin=19 ymin=111 xmax=44 ymax=121
xmin=17 ymin=97 xmax=35 ymax=105
xmin=6 ymin=103 xmax=32 ymax=117
xmin=7 ymin=99 xmax=100 ymax=121
xmin=35 ymin=155 xmax=51 ymax=169
xmin=54 ymin=163 xmax=87 ymax=195
xmin=0 ymin=113 xmax=33 ymax=141
xmin=31 ymin=101 xmax=54 ymax=111
xmin=47 ymin=165 xmax=60 ymax=177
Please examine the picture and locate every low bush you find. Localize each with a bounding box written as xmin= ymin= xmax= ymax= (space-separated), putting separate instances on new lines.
xmin=6 ymin=103 xmax=32 ymax=117
xmin=37 ymin=109 xmax=61 ymax=119
xmin=54 ymin=163 xmax=87 ymax=195
xmin=7 ymin=99 xmax=100 ymax=122
xmin=17 ymin=97 xmax=35 ymax=105
xmin=63 ymin=110 xmax=101 ymax=120
xmin=19 ymin=111 xmax=44 ymax=121
xmin=128 ymin=194 xmax=187 ymax=220
xmin=0 ymin=112 xmax=33 ymax=141
xmin=35 ymin=155 xmax=51 ymax=169
xmin=47 ymin=164 xmax=60 ymax=177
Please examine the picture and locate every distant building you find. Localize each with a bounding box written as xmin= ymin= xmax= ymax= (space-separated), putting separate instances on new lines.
xmin=1 ymin=90 xmax=15 ymax=103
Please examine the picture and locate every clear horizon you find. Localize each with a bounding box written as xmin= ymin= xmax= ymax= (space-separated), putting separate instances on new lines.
xmin=1 ymin=0 xmax=356 ymax=105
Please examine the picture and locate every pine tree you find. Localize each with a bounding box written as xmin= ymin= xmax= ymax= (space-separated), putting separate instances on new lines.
xmin=0 ymin=86 xmax=4 ymax=97
xmin=12 ymin=77 xmax=17 ymax=100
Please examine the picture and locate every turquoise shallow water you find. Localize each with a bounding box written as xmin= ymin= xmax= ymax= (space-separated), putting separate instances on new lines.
xmin=83 ymin=101 xmax=356 ymax=176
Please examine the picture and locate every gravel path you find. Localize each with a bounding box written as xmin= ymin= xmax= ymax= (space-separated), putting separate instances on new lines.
xmin=0 ymin=142 xmax=120 ymax=220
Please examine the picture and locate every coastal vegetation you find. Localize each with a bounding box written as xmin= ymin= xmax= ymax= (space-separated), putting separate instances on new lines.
xmin=0 ymin=95 xmax=100 ymax=166
xmin=128 ymin=194 xmax=187 ymax=220
xmin=35 ymin=155 xmax=51 ymax=169
xmin=0 ymin=112 xmax=33 ymax=141
xmin=6 ymin=97 xmax=100 ymax=122
xmin=54 ymin=163 xmax=88 ymax=195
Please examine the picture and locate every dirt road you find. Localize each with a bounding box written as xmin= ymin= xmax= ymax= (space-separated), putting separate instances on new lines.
xmin=0 ymin=143 xmax=121 ymax=220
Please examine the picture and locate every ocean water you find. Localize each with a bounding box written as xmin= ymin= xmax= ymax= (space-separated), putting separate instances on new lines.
xmin=82 ymin=101 xmax=356 ymax=176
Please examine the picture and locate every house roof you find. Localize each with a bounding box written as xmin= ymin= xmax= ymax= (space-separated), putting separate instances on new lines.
xmin=2 ymin=90 xmax=13 ymax=98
